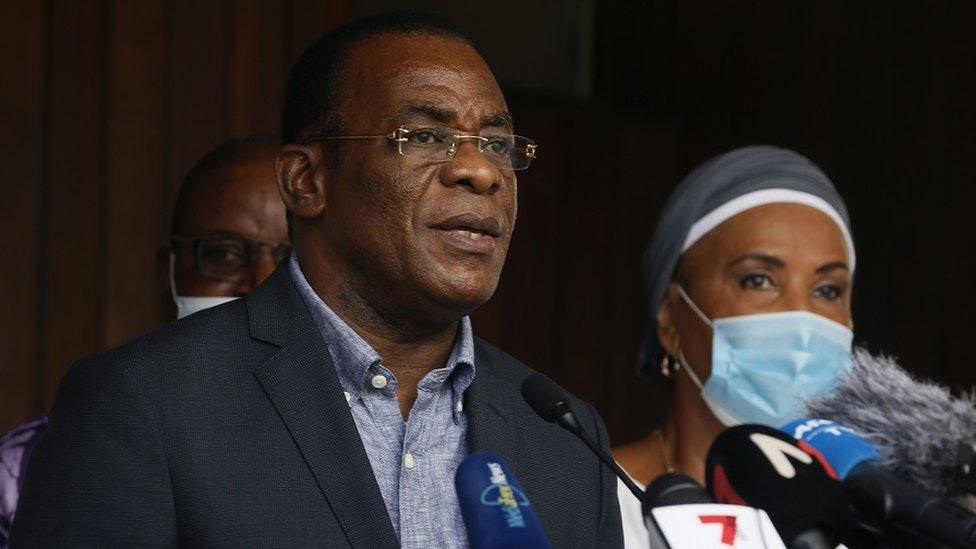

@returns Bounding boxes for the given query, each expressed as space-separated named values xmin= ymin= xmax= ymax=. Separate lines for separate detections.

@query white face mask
xmin=169 ymin=253 xmax=239 ymax=319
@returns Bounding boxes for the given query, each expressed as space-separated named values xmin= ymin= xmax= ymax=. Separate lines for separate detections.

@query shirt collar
xmin=288 ymin=254 xmax=476 ymax=408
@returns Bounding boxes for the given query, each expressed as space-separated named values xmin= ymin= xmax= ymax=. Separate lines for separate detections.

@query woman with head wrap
xmin=613 ymin=145 xmax=856 ymax=548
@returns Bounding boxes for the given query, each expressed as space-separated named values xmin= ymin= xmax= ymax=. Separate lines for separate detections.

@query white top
xmin=618 ymin=476 xmax=650 ymax=549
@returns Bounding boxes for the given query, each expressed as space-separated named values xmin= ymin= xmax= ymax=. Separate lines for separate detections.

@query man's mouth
xmin=429 ymin=213 xmax=502 ymax=254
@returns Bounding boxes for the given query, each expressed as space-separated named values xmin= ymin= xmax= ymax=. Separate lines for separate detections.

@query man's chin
xmin=424 ymin=274 xmax=499 ymax=318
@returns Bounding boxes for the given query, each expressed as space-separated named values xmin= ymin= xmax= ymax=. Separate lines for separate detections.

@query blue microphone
xmin=783 ymin=418 xmax=976 ymax=548
xmin=455 ymin=451 xmax=552 ymax=549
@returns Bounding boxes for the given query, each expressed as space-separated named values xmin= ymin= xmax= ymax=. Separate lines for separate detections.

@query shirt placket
xmin=356 ymin=363 xmax=405 ymax=537
xmin=398 ymin=374 xmax=449 ymax=547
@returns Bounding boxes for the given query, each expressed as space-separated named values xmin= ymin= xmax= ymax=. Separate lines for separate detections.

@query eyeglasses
xmin=306 ymin=124 xmax=538 ymax=171
xmin=172 ymin=235 xmax=292 ymax=281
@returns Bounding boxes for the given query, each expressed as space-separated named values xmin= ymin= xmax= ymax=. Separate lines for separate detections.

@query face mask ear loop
xmin=675 ymin=285 xmax=714 ymax=329
xmin=673 ymin=285 xmax=711 ymax=391
xmin=676 ymin=351 xmax=705 ymax=391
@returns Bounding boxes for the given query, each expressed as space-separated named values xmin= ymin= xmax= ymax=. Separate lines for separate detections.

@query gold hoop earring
xmin=660 ymin=354 xmax=679 ymax=379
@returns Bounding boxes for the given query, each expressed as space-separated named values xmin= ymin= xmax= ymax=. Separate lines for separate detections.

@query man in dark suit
xmin=12 ymin=12 xmax=622 ymax=548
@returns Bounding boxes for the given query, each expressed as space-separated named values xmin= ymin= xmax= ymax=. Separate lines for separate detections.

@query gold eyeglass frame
xmin=305 ymin=125 xmax=538 ymax=170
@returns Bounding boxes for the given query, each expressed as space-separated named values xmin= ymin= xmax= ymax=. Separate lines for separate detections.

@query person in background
xmin=613 ymin=146 xmax=856 ymax=548
xmin=169 ymin=134 xmax=291 ymax=318
xmin=0 ymin=134 xmax=290 ymax=547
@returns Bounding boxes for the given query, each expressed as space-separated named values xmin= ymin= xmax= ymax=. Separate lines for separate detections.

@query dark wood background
xmin=3 ymin=1 xmax=975 ymax=446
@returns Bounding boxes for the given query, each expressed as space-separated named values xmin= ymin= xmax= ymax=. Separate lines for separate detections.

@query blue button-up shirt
xmin=289 ymin=256 xmax=475 ymax=548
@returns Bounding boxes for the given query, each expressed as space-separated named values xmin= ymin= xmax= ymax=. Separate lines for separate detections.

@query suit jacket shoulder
xmin=13 ymin=267 xmax=397 ymax=548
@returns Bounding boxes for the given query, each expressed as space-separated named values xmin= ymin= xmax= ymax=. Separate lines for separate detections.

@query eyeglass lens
xmin=197 ymin=236 xmax=292 ymax=280
xmin=398 ymin=127 xmax=536 ymax=170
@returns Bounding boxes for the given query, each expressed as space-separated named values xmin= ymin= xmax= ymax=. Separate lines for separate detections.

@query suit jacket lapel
xmin=248 ymin=266 xmax=399 ymax=549
xmin=466 ymin=341 xmax=521 ymax=467
xmin=466 ymin=342 xmax=567 ymax=546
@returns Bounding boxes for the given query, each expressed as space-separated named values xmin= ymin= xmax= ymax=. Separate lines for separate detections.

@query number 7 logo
xmin=699 ymin=515 xmax=738 ymax=545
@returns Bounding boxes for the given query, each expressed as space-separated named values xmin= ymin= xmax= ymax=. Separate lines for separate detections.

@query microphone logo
xmin=698 ymin=515 xmax=738 ymax=545
xmin=479 ymin=461 xmax=531 ymax=528
xmin=749 ymin=433 xmax=813 ymax=478
xmin=788 ymin=418 xmax=847 ymax=440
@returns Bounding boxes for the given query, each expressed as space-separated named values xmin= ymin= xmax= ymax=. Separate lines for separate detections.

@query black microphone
xmin=644 ymin=472 xmax=714 ymax=508
xmin=784 ymin=418 xmax=976 ymax=548
xmin=705 ymin=424 xmax=851 ymax=549
xmin=519 ymin=373 xmax=644 ymax=500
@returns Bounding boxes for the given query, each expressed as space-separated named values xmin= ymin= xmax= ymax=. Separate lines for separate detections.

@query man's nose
xmin=234 ymin=251 xmax=279 ymax=295
xmin=439 ymin=141 xmax=501 ymax=194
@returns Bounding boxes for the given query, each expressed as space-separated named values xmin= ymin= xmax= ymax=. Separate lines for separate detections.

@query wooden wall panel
xmin=39 ymin=0 xmax=110 ymax=410
xmin=102 ymin=0 xmax=166 ymax=349
xmin=162 ymin=0 xmax=230 ymax=230
xmin=0 ymin=1 xmax=45 ymax=431
xmin=229 ymin=0 xmax=287 ymax=135
xmin=288 ymin=0 xmax=348 ymax=61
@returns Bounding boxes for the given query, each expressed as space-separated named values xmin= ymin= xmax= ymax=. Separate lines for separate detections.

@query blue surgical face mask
xmin=675 ymin=285 xmax=853 ymax=428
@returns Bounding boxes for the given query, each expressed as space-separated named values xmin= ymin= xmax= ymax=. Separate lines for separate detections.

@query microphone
xmin=784 ymin=418 xmax=976 ymax=548
xmin=705 ymin=424 xmax=851 ymax=549
xmin=455 ymin=451 xmax=552 ymax=549
xmin=643 ymin=473 xmax=786 ymax=549
xmin=520 ymin=373 xmax=645 ymax=500
xmin=644 ymin=472 xmax=713 ymax=509
xmin=805 ymin=349 xmax=976 ymax=500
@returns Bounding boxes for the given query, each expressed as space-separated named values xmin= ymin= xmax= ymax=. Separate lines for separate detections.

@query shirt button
xmin=456 ymin=400 xmax=463 ymax=413
xmin=404 ymin=452 xmax=415 ymax=469
xmin=343 ymin=391 xmax=351 ymax=404
xmin=371 ymin=374 xmax=388 ymax=389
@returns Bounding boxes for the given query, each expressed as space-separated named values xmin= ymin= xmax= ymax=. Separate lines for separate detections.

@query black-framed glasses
xmin=172 ymin=235 xmax=292 ymax=281
xmin=306 ymin=124 xmax=538 ymax=171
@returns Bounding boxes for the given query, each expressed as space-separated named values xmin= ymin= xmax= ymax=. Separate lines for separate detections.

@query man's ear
xmin=277 ymin=144 xmax=327 ymax=220
xmin=656 ymin=282 xmax=682 ymax=356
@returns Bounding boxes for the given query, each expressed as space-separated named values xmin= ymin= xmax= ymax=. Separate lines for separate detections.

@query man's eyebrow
xmin=482 ymin=112 xmax=514 ymax=131
xmin=727 ymin=253 xmax=786 ymax=269
xmin=393 ymin=104 xmax=514 ymax=131
xmin=396 ymin=104 xmax=454 ymax=123
xmin=815 ymin=261 xmax=850 ymax=274
xmin=204 ymin=229 xmax=246 ymax=240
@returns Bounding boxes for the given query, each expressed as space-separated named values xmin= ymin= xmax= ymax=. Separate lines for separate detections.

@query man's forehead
xmin=341 ymin=33 xmax=509 ymax=130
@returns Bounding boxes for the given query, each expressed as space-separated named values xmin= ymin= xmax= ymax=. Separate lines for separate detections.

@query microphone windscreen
xmin=705 ymin=424 xmax=851 ymax=545
xmin=455 ymin=451 xmax=552 ymax=549
xmin=805 ymin=349 xmax=976 ymax=498
xmin=520 ymin=374 xmax=568 ymax=423
xmin=785 ymin=418 xmax=976 ymax=547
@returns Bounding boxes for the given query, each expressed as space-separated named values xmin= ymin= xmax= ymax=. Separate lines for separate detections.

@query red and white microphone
xmin=643 ymin=472 xmax=785 ymax=549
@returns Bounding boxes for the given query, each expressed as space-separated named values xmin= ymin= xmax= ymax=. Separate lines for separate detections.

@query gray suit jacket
xmin=12 ymin=266 xmax=623 ymax=548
